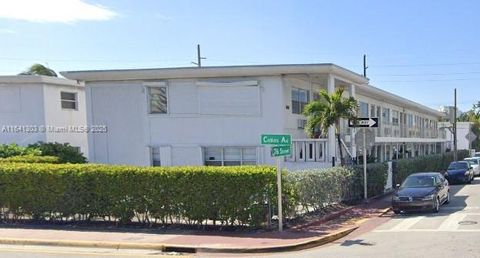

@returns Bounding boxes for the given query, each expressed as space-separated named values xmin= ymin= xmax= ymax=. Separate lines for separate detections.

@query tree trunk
xmin=336 ymin=133 xmax=344 ymax=166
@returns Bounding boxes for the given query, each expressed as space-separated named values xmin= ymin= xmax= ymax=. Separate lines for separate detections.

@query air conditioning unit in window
xmin=297 ymin=119 xmax=307 ymax=129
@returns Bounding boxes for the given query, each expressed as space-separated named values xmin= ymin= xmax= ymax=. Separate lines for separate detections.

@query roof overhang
xmin=357 ymin=84 xmax=445 ymax=118
xmin=60 ymin=63 xmax=369 ymax=84
xmin=0 ymin=75 xmax=83 ymax=87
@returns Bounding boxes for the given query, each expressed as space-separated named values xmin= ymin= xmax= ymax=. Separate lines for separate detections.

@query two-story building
xmin=0 ymin=75 xmax=88 ymax=156
xmin=61 ymin=64 xmax=447 ymax=169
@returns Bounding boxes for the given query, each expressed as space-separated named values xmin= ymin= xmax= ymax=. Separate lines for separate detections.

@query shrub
xmin=27 ymin=142 xmax=87 ymax=164
xmin=0 ymin=155 xmax=60 ymax=164
xmin=0 ymin=164 xmax=281 ymax=228
xmin=395 ymin=150 xmax=470 ymax=184
xmin=286 ymin=167 xmax=357 ymax=213
xmin=350 ymin=162 xmax=388 ymax=199
xmin=0 ymin=144 xmax=41 ymax=158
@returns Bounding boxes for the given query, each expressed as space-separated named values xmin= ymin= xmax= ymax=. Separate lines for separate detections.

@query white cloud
xmin=0 ymin=0 xmax=117 ymax=23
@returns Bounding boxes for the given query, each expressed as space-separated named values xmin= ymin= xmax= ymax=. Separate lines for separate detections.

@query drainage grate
xmin=458 ymin=220 xmax=478 ymax=225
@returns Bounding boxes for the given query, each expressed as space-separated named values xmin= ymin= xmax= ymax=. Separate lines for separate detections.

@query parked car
xmin=475 ymin=152 xmax=480 ymax=158
xmin=392 ymin=172 xmax=449 ymax=214
xmin=445 ymin=161 xmax=474 ymax=184
xmin=464 ymin=157 xmax=480 ymax=176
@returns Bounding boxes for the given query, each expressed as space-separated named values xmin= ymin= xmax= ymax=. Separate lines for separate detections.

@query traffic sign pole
xmin=276 ymin=158 xmax=283 ymax=232
xmin=363 ymin=128 xmax=367 ymax=201
xmin=260 ymin=134 xmax=291 ymax=232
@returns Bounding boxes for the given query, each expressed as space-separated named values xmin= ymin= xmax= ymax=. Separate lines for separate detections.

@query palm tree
xmin=19 ymin=63 xmax=57 ymax=77
xmin=303 ymin=88 xmax=358 ymax=165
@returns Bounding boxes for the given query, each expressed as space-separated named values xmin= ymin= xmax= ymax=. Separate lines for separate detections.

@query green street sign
xmin=271 ymin=145 xmax=291 ymax=157
xmin=261 ymin=134 xmax=291 ymax=145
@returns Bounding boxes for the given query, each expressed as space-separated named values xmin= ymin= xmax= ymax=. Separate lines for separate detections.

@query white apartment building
xmin=0 ymin=75 xmax=88 ymax=156
xmin=61 ymin=64 xmax=447 ymax=169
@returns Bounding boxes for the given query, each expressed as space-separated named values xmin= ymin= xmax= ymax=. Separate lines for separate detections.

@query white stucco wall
xmin=86 ymin=76 xmax=286 ymax=166
xmin=43 ymin=84 xmax=88 ymax=157
xmin=0 ymin=83 xmax=46 ymax=145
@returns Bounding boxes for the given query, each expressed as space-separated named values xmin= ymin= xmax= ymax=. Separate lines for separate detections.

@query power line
xmin=370 ymin=71 xmax=480 ymax=77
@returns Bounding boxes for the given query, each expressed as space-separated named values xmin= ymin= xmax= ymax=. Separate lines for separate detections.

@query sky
xmin=0 ymin=0 xmax=479 ymax=111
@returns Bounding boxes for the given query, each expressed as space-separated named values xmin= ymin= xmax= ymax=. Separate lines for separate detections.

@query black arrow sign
xmin=348 ymin=118 xmax=378 ymax=128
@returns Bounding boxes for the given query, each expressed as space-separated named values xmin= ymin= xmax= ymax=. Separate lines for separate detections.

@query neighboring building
xmin=61 ymin=64 xmax=447 ymax=169
xmin=439 ymin=121 xmax=474 ymax=151
xmin=0 ymin=75 xmax=88 ymax=156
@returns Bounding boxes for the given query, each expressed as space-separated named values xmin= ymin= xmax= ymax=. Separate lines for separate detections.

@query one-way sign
xmin=348 ymin=117 xmax=378 ymax=128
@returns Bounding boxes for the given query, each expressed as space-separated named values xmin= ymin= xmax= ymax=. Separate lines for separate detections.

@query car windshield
xmin=465 ymin=159 xmax=478 ymax=165
xmin=401 ymin=175 xmax=436 ymax=188
xmin=448 ymin=162 xmax=468 ymax=170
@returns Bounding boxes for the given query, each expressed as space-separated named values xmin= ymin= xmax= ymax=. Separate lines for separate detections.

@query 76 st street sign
xmin=348 ymin=117 xmax=378 ymax=128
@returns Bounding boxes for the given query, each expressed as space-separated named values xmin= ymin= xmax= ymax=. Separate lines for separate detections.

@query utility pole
xmin=191 ymin=44 xmax=206 ymax=67
xmin=454 ymin=88 xmax=458 ymax=161
xmin=363 ymin=54 xmax=368 ymax=77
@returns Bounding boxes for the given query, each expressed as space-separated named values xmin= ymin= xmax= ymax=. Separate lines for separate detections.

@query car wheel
xmin=445 ymin=191 xmax=450 ymax=204
xmin=433 ymin=197 xmax=440 ymax=213
xmin=393 ymin=209 xmax=401 ymax=215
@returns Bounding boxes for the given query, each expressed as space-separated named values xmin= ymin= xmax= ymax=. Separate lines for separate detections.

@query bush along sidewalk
xmin=0 ymin=163 xmax=283 ymax=228
xmin=394 ymin=150 xmax=469 ymax=184
xmin=0 ymin=155 xmax=60 ymax=164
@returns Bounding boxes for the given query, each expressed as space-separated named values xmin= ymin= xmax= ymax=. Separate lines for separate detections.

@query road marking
xmin=437 ymin=213 xmax=467 ymax=231
xmin=388 ymin=216 xmax=425 ymax=231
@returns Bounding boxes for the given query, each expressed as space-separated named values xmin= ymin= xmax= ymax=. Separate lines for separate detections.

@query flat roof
xmin=0 ymin=75 xmax=83 ymax=87
xmin=60 ymin=63 xmax=369 ymax=84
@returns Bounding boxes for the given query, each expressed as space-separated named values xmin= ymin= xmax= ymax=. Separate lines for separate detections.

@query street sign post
xmin=261 ymin=134 xmax=292 ymax=232
xmin=348 ymin=118 xmax=378 ymax=128
xmin=349 ymin=118 xmax=378 ymax=201
xmin=261 ymin=134 xmax=291 ymax=145
xmin=271 ymin=145 xmax=291 ymax=157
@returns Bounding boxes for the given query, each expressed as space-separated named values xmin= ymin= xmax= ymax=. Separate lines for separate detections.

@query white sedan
xmin=464 ymin=157 xmax=480 ymax=176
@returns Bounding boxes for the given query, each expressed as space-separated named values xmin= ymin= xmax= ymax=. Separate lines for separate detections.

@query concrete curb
xmin=0 ymin=226 xmax=358 ymax=254
xmin=0 ymin=238 xmax=165 ymax=251
xmin=195 ymin=226 xmax=359 ymax=253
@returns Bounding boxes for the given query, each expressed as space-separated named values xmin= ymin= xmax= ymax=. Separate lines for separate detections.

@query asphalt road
xmin=241 ymin=177 xmax=480 ymax=258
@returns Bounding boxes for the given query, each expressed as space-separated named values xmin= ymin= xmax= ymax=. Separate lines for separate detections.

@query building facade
xmin=0 ymin=75 xmax=88 ymax=156
xmin=62 ymin=64 xmax=448 ymax=169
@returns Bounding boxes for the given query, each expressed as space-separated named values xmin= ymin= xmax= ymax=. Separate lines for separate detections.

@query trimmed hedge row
xmin=395 ymin=150 xmax=470 ymax=184
xmin=286 ymin=167 xmax=355 ymax=213
xmin=350 ymin=162 xmax=389 ymax=199
xmin=0 ymin=155 xmax=60 ymax=164
xmin=0 ymin=163 xmax=278 ymax=227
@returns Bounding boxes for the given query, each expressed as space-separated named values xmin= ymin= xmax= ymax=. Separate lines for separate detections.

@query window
xmin=392 ymin=110 xmax=399 ymax=126
xmin=291 ymin=88 xmax=309 ymax=114
xmin=61 ymin=92 xmax=77 ymax=110
xmin=370 ymin=104 xmax=376 ymax=118
xmin=382 ymin=108 xmax=390 ymax=124
xmin=148 ymin=86 xmax=167 ymax=114
xmin=359 ymin=101 xmax=369 ymax=117
xmin=407 ymin=114 xmax=413 ymax=128
xmin=204 ymin=147 xmax=257 ymax=166
xmin=151 ymin=147 xmax=161 ymax=166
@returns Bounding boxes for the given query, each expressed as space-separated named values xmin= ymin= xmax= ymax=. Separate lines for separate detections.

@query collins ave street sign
xmin=348 ymin=118 xmax=378 ymax=128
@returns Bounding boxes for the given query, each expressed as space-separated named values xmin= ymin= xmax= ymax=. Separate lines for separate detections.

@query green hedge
xmin=395 ymin=150 xmax=470 ymax=184
xmin=286 ymin=167 xmax=356 ymax=213
xmin=0 ymin=144 xmax=41 ymax=158
xmin=0 ymin=155 xmax=60 ymax=164
xmin=0 ymin=164 xmax=279 ymax=227
xmin=351 ymin=162 xmax=389 ymax=199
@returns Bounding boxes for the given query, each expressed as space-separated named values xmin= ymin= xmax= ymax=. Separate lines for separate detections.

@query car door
xmin=436 ymin=175 xmax=446 ymax=201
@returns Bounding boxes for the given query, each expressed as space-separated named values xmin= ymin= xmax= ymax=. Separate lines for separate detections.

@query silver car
xmin=464 ymin=157 xmax=480 ymax=176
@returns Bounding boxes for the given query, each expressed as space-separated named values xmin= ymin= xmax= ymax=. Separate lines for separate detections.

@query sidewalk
xmin=0 ymin=194 xmax=392 ymax=253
